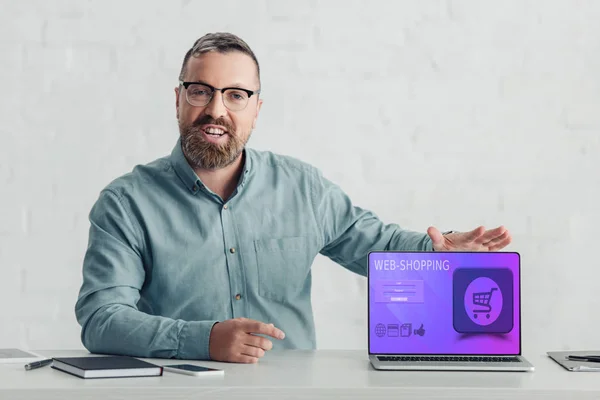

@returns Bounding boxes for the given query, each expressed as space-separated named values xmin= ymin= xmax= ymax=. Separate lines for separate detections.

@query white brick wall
xmin=1 ymin=0 xmax=599 ymax=355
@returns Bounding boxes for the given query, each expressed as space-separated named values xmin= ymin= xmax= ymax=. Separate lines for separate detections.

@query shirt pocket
xmin=254 ymin=236 xmax=310 ymax=303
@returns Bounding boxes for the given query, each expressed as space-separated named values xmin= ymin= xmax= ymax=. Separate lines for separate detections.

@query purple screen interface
xmin=369 ymin=252 xmax=520 ymax=355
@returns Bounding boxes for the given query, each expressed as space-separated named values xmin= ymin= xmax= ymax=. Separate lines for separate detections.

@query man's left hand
xmin=427 ymin=226 xmax=512 ymax=251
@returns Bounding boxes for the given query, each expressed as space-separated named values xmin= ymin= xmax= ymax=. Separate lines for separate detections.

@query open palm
xmin=427 ymin=226 xmax=512 ymax=252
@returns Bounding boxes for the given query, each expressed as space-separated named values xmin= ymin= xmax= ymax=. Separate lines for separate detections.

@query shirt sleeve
xmin=311 ymin=169 xmax=433 ymax=277
xmin=74 ymin=189 xmax=218 ymax=360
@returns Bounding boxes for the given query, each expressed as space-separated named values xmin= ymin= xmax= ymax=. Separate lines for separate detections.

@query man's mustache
xmin=192 ymin=116 xmax=235 ymax=133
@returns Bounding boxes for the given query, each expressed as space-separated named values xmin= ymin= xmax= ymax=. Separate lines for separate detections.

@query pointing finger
xmin=244 ymin=320 xmax=285 ymax=340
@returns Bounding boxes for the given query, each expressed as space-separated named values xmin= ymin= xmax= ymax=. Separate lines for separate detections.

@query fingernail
xmin=279 ymin=331 xmax=285 ymax=339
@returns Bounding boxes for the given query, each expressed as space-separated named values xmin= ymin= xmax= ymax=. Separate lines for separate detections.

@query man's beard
xmin=179 ymin=115 xmax=249 ymax=170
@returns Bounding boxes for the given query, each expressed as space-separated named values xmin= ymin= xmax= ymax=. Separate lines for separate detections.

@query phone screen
xmin=166 ymin=364 xmax=220 ymax=372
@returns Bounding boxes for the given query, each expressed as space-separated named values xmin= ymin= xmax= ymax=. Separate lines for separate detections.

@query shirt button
xmin=223 ymin=204 xmax=228 ymax=209
xmin=229 ymin=247 xmax=236 ymax=254
xmin=192 ymin=185 xmax=198 ymax=191
xmin=235 ymin=294 xmax=242 ymax=300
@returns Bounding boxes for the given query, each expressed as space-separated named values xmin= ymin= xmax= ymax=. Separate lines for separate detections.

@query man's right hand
xmin=208 ymin=317 xmax=285 ymax=363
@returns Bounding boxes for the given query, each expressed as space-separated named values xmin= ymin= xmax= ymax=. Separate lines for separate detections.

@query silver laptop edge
xmin=369 ymin=355 xmax=534 ymax=372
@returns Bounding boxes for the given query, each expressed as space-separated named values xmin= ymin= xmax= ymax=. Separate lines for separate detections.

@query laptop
xmin=368 ymin=251 xmax=534 ymax=371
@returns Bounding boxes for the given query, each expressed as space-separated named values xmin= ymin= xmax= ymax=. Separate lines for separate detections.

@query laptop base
xmin=369 ymin=355 xmax=535 ymax=372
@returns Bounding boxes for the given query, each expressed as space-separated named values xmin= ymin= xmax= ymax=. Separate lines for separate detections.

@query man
xmin=75 ymin=32 xmax=512 ymax=364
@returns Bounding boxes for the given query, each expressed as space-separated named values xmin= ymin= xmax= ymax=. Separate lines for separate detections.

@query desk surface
xmin=1 ymin=350 xmax=599 ymax=400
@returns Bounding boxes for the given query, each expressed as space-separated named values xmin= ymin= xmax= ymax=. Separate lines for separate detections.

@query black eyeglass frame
xmin=179 ymin=80 xmax=260 ymax=102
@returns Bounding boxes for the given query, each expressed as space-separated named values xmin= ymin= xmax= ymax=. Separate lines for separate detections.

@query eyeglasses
xmin=179 ymin=80 xmax=260 ymax=111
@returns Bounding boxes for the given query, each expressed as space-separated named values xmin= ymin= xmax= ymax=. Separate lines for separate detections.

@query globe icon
xmin=375 ymin=323 xmax=386 ymax=337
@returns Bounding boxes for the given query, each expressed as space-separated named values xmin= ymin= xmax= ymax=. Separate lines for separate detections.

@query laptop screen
xmin=368 ymin=251 xmax=520 ymax=355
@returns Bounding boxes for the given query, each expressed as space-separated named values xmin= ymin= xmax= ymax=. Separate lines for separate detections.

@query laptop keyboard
xmin=377 ymin=356 xmax=520 ymax=363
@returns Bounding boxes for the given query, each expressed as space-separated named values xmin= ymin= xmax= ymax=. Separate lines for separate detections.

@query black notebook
xmin=51 ymin=356 xmax=163 ymax=379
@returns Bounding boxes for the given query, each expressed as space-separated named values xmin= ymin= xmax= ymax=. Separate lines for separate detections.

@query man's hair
xmin=178 ymin=32 xmax=260 ymax=87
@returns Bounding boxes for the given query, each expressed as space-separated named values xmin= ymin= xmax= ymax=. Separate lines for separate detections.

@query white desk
xmin=0 ymin=350 xmax=598 ymax=399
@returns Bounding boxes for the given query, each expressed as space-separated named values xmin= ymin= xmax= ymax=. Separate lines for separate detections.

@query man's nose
xmin=204 ymin=91 xmax=227 ymax=120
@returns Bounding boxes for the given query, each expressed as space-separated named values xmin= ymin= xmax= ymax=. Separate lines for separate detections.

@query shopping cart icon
xmin=472 ymin=287 xmax=498 ymax=319
xmin=454 ymin=269 xmax=513 ymax=333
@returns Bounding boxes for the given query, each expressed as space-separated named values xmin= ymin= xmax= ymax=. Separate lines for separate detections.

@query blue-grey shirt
xmin=75 ymin=139 xmax=433 ymax=360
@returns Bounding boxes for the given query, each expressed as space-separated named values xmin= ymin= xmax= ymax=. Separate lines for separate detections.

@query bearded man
xmin=75 ymin=32 xmax=512 ymax=364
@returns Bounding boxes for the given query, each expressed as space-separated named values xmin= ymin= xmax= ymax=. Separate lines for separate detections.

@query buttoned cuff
xmin=177 ymin=320 xmax=219 ymax=360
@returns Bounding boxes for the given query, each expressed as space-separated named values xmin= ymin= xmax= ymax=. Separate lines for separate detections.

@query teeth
xmin=205 ymin=127 xmax=225 ymax=135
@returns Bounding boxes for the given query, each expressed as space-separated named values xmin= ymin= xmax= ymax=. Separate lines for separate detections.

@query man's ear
xmin=252 ymin=98 xmax=263 ymax=129
xmin=174 ymin=86 xmax=180 ymax=119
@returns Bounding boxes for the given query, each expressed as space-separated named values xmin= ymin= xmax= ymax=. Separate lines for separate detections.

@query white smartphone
xmin=163 ymin=364 xmax=224 ymax=377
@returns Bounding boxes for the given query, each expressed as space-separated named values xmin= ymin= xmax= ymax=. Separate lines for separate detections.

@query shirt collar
xmin=170 ymin=137 xmax=252 ymax=195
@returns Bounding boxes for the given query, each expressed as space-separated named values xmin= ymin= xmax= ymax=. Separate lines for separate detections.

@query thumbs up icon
xmin=414 ymin=324 xmax=426 ymax=337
